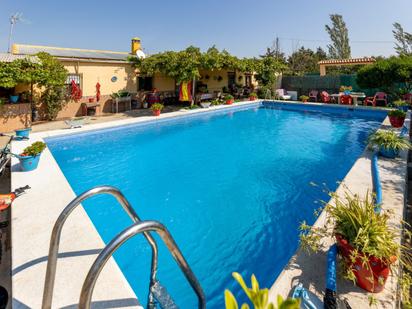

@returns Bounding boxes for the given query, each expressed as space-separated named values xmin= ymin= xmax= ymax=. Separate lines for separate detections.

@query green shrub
xmin=22 ymin=141 xmax=47 ymax=156
xmin=250 ymin=92 xmax=258 ymax=98
xmin=393 ymin=99 xmax=408 ymax=107
xmin=299 ymin=95 xmax=309 ymax=101
xmin=224 ymin=94 xmax=234 ymax=101
xmin=211 ymin=99 xmax=221 ymax=106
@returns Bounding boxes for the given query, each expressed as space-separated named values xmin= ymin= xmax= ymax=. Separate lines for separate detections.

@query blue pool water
xmin=46 ymin=104 xmax=384 ymax=308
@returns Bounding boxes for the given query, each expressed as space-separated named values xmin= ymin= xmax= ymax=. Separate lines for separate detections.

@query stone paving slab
xmin=269 ymin=117 xmax=408 ymax=308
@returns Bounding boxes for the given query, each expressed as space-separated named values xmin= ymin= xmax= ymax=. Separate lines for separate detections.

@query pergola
xmin=318 ymin=57 xmax=376 ymax=76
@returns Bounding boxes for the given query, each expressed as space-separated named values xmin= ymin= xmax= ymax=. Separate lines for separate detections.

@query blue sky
xmin=1 ymin=0 xmax=411 ymax=58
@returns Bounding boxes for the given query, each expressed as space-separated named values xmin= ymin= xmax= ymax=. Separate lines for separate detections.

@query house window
xmin=66 ymin=74 xmax=82 ymax=89
xmin=138 ymin=77 xmax=153 ymax=91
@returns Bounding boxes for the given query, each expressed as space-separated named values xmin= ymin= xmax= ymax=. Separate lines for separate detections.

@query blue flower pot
xmin=10 ymin=95 xmax=19 ymax=103
xmin=15 ymin=128 xmax=31 ymax=138
xmin=18 ymin=154 xmax=41 ymax=171
xmin=379 ymin=147 xmax=398 ymax=159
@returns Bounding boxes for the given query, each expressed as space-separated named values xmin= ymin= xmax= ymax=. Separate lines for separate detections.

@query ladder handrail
xmin=78 ymin=220 xmax=206 ymax=309
xmin=41 ymin=186 xmax=159 ymax=309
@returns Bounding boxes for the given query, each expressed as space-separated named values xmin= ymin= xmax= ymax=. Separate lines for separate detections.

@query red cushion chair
xmin=340 ymin=95 xmax=353 ymax=105
xmin=320 ymin=91 xmax=331 ymax=103
xmin=403 ymin=93 xmax=412 ymax=104
xmin=364 ymin=92 xmax=388 ymax=107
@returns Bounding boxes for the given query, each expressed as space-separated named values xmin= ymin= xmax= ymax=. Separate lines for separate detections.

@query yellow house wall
xmin=150 ymin=70 xmax=259 ymax=93
xmin=61 ymin=61 xmax=137 ymax=97
xmin=152 ymin=73 xmax=175 ymax=91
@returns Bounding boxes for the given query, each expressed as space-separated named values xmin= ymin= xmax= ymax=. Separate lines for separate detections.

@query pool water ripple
xmin=46 ymin=106 xmax=383 ymax=308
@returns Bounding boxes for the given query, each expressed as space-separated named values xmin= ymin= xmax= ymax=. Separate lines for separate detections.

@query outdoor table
xmin=112 ymin=96 xmax=132 ymax=113
xmin=330 ymin=92 xmax=366 ymax=106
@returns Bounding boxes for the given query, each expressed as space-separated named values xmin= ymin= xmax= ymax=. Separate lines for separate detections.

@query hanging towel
xmin=179 ymin=81 xmax=192 ymax=101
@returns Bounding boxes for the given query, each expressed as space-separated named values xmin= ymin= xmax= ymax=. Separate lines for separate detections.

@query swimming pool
xmin=46 ymin=102 xmax=386 ymax=308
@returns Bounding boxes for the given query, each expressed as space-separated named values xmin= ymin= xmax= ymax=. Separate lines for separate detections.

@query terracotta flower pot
xmin=226 ymin=99 xmax=234 ymax=105
xmin=336 ymin=234 xmax=393 ymax=293
xmin=152 ymin=109 xmax=161 ymax=116
xmin=303 ymin=99 xmax=308 ymax=103
xmin=388 ymin=115 xmax=405 ymax=128
xmin=249 ymin=96 xmax=257 ymax=101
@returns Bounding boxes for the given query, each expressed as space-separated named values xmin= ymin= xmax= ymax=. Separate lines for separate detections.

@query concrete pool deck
xmin=10 ymin=101 xmax=259 ymax=308
xmin=10 ymin=100 xmax=403 ymax=308
xmin=269 ymin=116 xmax=409 ymax=308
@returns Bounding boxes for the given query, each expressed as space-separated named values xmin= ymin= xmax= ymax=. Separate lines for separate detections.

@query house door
xmin=227 ymin=72 xmax=236 ymax=90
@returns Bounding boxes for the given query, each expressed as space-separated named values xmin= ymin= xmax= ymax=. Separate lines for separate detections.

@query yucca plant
xmin=300 ymin=191 xmax=399 ymax=261
xmin=299 ymin=189 xmax=404 ymax=292
xmin=367 ymin=130 xmax=410 ymax=152
xmin=387 ymin=109 xmax=406 ymax=117
xmin=224 ymin=272 xmax=300 ymax=309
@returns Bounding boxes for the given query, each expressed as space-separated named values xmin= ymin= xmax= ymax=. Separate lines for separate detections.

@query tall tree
xmin=287 ymin=46 xmax=327 ymax=76
xmin=325 ymin=14 xmax=351 ymax=59
xmin=393 ymin=22 xmax=412 ymax=56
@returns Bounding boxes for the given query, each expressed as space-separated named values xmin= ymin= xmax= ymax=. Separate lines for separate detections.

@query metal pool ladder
xmin=41 ymin=186 xmax=205 ymax=309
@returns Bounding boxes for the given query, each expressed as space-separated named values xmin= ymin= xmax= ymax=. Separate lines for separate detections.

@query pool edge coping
xmin=268 ymin=113 xmax=409 ymax=308
xmin=11 ymin=100 xmax=395 ymax=308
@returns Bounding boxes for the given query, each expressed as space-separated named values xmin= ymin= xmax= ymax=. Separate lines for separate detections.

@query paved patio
xmin=29 ymin=106 xmax=184 ymax=133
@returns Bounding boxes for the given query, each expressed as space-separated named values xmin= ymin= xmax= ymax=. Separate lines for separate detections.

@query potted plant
xmin=225 ymin=272 xmax=300 ymax=309
xmin=299 ymin=95 xmax=309 ymax=103
xmin=10 ymin=94 xmax=19 ymax=103
xmin=249 ymin=92 xmax=258 ymax=101
xmin=300 ymin=191 xmax=401 ymax=293
xmin=393 ymin=99 xmax=409 ymax=112
xmin=387 ymin=109 xmax=406 ymax=128
xmin=151 ymin=103 xmax=164 ymax=116
xmin=15 ymin=127 xmax=32 ymax=139
xmin=225 ymin=95 xmax=234 ymax=105
xmin=18 ymin=141 xmax=47 ymax=172
xmin=339 ymin=85 xmax=353 ymax=95
xmin=367 ymin=129 xmax=410 ymax=158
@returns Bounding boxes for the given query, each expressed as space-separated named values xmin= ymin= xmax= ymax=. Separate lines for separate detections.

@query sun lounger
xmin=64 ymin=117 xmax=88 ymax=129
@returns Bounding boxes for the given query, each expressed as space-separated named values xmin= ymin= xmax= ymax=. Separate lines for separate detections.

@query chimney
xmin=131 ymin=37 xmax=141 ymax=54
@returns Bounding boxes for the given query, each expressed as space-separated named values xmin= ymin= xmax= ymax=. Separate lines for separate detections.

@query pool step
xmin=41 ymin=186 xmax=205 ymax=309
xmin=152 ymin=280 xmax=178 ymax=309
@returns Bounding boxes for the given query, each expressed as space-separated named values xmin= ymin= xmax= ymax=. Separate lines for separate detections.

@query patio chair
xmin=364 ymin=92 xmax=388 ymax=107
xmin=340 ymin=95 xmax=353 ymax=105
xmin=309 ymin=90 xmax=318 ymax=102
xmin=64 ymin=117 xmax=88 ymax=129
xmin=320 ymin=91 xmax=331 ymax=103
xmin=275 ymin=89 xmax=291 ymax=100
xmin=402 ymin=93 xmax=412 ymax=104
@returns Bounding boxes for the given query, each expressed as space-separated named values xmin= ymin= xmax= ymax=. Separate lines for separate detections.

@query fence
xmin=281 ymin=74 xmax=377 ymax=97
